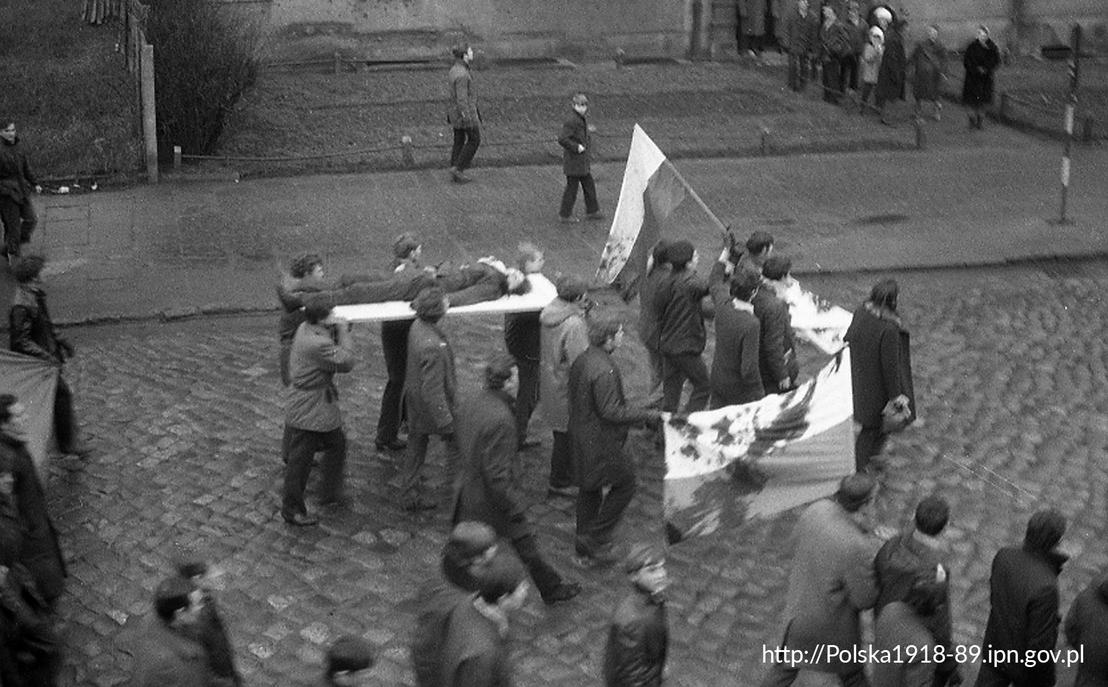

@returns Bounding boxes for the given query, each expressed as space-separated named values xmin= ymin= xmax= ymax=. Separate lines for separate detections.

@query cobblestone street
xmin=49 ymin=260 xmax=1108 ymax=686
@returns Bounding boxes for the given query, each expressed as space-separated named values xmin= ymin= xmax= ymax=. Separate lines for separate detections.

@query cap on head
xmin=835 ymin=473 xmax=876 ymax=512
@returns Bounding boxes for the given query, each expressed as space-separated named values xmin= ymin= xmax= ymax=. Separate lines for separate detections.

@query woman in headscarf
xmin=962 ymin=25 xmax=1001 ymax=130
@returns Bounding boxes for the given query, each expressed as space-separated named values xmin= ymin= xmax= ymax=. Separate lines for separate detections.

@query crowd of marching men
xmin=3 ymin=232 xmax=1107 ymax=686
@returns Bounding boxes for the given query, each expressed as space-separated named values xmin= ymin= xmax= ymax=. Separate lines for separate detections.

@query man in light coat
xmin=538 ymin=274 xmax=591 ymax=498
xmin=761 ymin=473 xmax=881 ymax=687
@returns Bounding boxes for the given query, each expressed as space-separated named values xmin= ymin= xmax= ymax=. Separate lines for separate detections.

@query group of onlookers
xmin=781 ymin=1 xmax=1002 ymax=128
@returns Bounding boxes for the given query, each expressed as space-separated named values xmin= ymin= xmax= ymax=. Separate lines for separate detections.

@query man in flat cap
xmin=761 ymin=473 xmax=882 ymax=687
xmin=603 ymin=543 xmax=670 ymax=686
xmin=323 ymin=635 xmax=375 ymax=686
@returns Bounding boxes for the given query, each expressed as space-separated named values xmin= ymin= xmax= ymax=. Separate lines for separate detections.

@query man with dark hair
xmin=502 ymin=243 xmax=545 ymax=449
xmin=438 ymin=552 xmax=528 ymax=687
xmin=557 ymin=93 xmax=603 ymax=223
xmin=568 ymin=314 xmax=660 ymax=565
xmin=447 ymin=43 xmax=480 ymax=183
xmin=173 ymin=551 xmax=241 ymax=686
xmin=133 ymin=577 xmax=212 ymax=686
xmin=375 ymin=234 xmax=424 ymax=452
xmin=402 ymin=287 xmax=460 ymax=511
xmin=761 ymin=473 xmax=881 ymax=687
xmin=0 ymin=120 xmax=41 ymax=262
xmin=873 ymin=578 xmax=949 ymax=687
xmin=9 ymin=255 xmax=88 ymax=457
xmin=0 ymin=395 xmax=67 ymax=607
xmin=603 ymin=543 xmax=669 ymax=687
xmin=755 ymin=255 xmax=799 ymax=395
xmin=708 ymin=248 xmax=764 ymax=408
xmin=637 ymin=240 xmax=671 ymax=408
xmin=976 ymin=509 xmax=1068 ymax=687
xmin=277 ymin=253 xmax=326 ymax=387
xmin=322 ymin=635 xmax=375 ymax=686
xmin=735 ymin=230 xmax=775 ymax=279
xmin=281 ymin=297 xmax=355 ymax=526
xmin=453 ymin=355 xmax=581 ymax=606
xmin=539 ymin=273 xmax=591 ymax=498
xmin=875 ymin=495 xmax=959 ymax=686
xmin=654 ymin=240 xmax=711 ymax=414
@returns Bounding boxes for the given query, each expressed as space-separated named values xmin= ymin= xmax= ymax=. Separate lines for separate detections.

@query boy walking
xmin=557 ymin=94 xmax=603 ymax=224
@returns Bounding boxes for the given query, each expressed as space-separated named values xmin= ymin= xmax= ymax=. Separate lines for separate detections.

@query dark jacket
xmin=438 ymin=599 xmax=512 ymax=687
xmin=637 ymin=265 xmax=670 ymax=353
xmin=0 ymin=137 xmax=37 ymax=204
xmin=909 ymin=38 xmax=945 ymax=102
xmin=0 ymin=435 xmax=66 ymax=605
xmin=405 ymin=318 xmax=457 ymax=435
xmin=558 ymin=111 xmax=591 ymax=177
xmin=567 ymin=346 xmax=653 ymax=491
xmin=843 ymin=302 xmax=914 ymax=430
xmin=10 ymin=285 xmax=66 ymax=364
xmin=871 ymin=601 xmax=935 ymax=687
xmin=132 ymin=616 xmax=213 ymax=687
xmin=503 ymin=312 xmax=540 ymax=363
xmin=982 ymin=544 xmax=1066 ymax=686
xmin=1064 ymin=577 xmax=1108 ymax=687
xmin=875 ymin=27 xmax=907 ymax=104
xmin=707 ymin=262 xmax=763 ymax=408
xmin=962 ymin=37 xmax=1000 ymax=107
xmin=452 ymin=389 xmax=530 ymax=540
xmin=603 ymin=589 xmax=668 ymax=687
xmin=752 ymin=286 xmax=797 ymax=394
xmin=655 ymin=268 xmax=709 ymax=357
xmin=447 ymin=60 xmax=479 ymax=130
xmin=782 ymin=7 xmax=817 ymax=55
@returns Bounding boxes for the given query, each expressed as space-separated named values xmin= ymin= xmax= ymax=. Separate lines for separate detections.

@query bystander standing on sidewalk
xmin=910 ymin=25 xmax=946 ymax=121
xmin=962 ymin=26 xmax=1000 ymax=131
xmin=557 ymin=94 xmax=604 ymax=224
xmin=858 ymin=26 xmax=885 ymax=115
xmin=782 ymin=0 xmax=817 ymax=92
xmin=819 ymin=5 xmax=853 ymax=105
xmin=447 ymin=44 xmax=481 ymax=184
xmin=841 ymin=2 xmax=867 ymax=98
xmin=0 ymin=121 xmax=40 ymax=264
xmin=875 ymin=17 xmax=907 ymax=125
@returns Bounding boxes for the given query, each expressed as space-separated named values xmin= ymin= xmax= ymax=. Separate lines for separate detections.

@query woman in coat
xmin=843 ymin=279 xmax=914 ymax=472
xmin=909 ymin=25 xmax=945 ymax=120
xmin=874 ymin=18 xmax=907 ymax=124
xmin=962 ymin=25 xmax=1000 ymax=130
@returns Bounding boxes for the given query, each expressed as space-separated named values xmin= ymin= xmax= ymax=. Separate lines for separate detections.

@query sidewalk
xmin=13 ymin=112 xmax=1108 ymax=326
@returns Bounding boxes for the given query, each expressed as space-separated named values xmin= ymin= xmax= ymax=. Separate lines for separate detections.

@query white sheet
xmin=333 ymin=273 xmax=557 ymax=323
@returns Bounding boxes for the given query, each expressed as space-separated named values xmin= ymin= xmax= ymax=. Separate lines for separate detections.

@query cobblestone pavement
xmin=49 ymin=260 xmax=1108 ymax=686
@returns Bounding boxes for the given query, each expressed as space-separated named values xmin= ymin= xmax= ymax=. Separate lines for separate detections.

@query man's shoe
xmin=375 ymin=438 xmax=408 ymax=451
xmin=541 ymin=581 xmax=582 ymax=606
xmin=585 ymin=212 xmax=606 ymax=221
xmin=546 ymin=485 xmax=576 ymax=499
xmin=451 ymin=169 xmax=472 ymax=184
xmin=283 ymin=513 xmax=319 ymax=527
xmin=559 ymin=215 xmax=580 ymax=224
xmin=402 ymin=497 xmax=437 ymax=512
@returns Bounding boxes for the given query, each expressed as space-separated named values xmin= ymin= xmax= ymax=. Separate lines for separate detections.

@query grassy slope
xmin=0 ymin=0 xmax=141 ymax=179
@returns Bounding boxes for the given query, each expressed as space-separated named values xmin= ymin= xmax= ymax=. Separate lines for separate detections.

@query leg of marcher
xmin=441 ymin=432 xmax=463 ymax=490
xmin=661 ymin=356 xmax=687 ymax=413
xmin=589 ymin=461 xmax=636 ymax=547
xmin=514 ymin=358 xmax=539 ymax=445
xmin=401 ymin=432 xmax=432 ymax=509
xmin=455 ymin=127 xmax=481 ymax=172
xmin=676 ymin=354 xmax=711 ymax=413
xmin=854 ymin=425 xmax=888 ymax=472
xmin=511 ymin=531 xmax=563 ymax=598
xmin=18 ymin=200 xmax=36 ymax=245
xmin=317 ymin=427 xmax=346 ymax=505
xmin=560 ymin=176 xmax=580 ymax=219
xmin=53 ymin=376 xmax=79 ymax=455
xmin=375 ymin=322 xmax=408 ymax=448
xmin=575 ymin=487 xmax=603 ymax=553
xmin=281 ymin=426 xmax=317 ymax=520
xmin=549 ymin=430 xmax=575 ymax=491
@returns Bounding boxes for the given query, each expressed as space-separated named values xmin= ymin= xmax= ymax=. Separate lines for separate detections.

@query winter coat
xmin=909 ymin=38 xmax=945 ymax=102
xmin=752 ymin=286 xmax=797 ymax=394
xmin=962 ymin=37 xmax=1000 ymax=107
xmin=655 ymin=269 xmax=709 ymax=357
xmin=0 ymin=434 xmax=66 ymax=605
xmin=10 ymin=285 xmax=66 ymax=365
xmin=1064 ymin=576 xmax=1108 ymax=687
xmin=875 ymin=28 xmax=906 ymax=104
xmin=637 ymin=265 xmax=670 ymax=353
xmin=739 ymin=0 xmax=768 ymax=38
xmin=871 ymin=601 xmax=935 ymax=687
xmin=843 ymin=302 xmax=914 ymax=430
xmin=538 ymin=298 xmax=589 ymax=432
xmin=504 ymin=311 xmax=540 ymax=363
xmin=981 ymin=544 xmax=1066 ymax=687
xmin=558 ymin=111 xmax=591 ymax=177
xmin=779 ymin=498 xmax=880 ymax=674
xmin=782 ymin=7 xmax=817 ymax=55
xmin=133 ymin=616 xmax=214 ymax=687
xmin=0 ymin=137 xmax=37 ymax=204
xmin=567 ymin=346 xmax=653 ymax=491
xmin=438 ymin=599 xmax=512 ymax=687
xmin=819 ymin=19 xmax=854 ymax=61
xmin=603 ymin=589 xmax=668 ymax=687
xmin=447 ymin=60 xmax=480 ymax=130
xmin=861 ymin=41 xmax=884 ymax=84
xmin=707 ymin=262 xmax=763 ymax=407
xmin=452 ymin=389 xmax=530 ymax=541
xmin=405 ymin=318 xmax=457 ymax=435
xmin=286 ymin=321 xmax=356 ymax=432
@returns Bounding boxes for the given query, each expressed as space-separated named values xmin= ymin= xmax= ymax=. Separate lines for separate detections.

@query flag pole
xmin=663 ymin=160 xmax=730 ymax=235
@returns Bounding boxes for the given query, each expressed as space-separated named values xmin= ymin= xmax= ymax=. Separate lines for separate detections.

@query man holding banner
xmin=655 ymin=241 xmax=711 ymax=414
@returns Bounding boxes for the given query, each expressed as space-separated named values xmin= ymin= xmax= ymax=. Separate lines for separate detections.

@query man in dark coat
xmin=1064 ymin=571 xmax=1108 ymax=687
xmin=132 ymin=577 xmax=217 ymax=687
xmin=0 ymin=395 xmax=66 ymax=607
xmin=707 ymin=253 xmax=763 ymax=409
xmin=781 ymin=0 xmax=817 ymax=91
xmin=452 ymin=356 xmax=580 ymax=605
xmin=375 ymin=233 xmax=423 ymax=452
xmin=637 ymin=241 xmax=671 ymax=407
xmin=603 ymin=544 xmax=669 ymax=687
xmin=557 ymin=93 xmax=603 ymax=223
xmin=438 ymin=551 xmax=528 ymax=687
xmin=874 ymin=18 xmax=907 ymax=124
xmin=402 ymin=287 xmax=461 ymax=512
xmin=872 ymin=579 xmax=947 ymax=687
xmin=447 ymin=43 xmax=480 ymax=183
xmin=754 ymin=256 xmax=798 ymax=395
xmin=818 ymin=5 xmax=854 ymax=104
xmin=976 ymin=509 xmax=1068 ymax=687
xmin=843 ymin=278 xmax=914 ymax=472
xmin=10 ymin=255 xmax=88 ymax=457
xmin=961 ymin=26 xmax=1000 ymax=130
xmin=568 ymin=315 xmax=660 ymax=565
xmin=874 ymin=495 xmax=959 ymax=686
xmin=174 ymin=554 xmax=241 ymax=686
xmin=654 ymin=241 xmax=711 ymax=414
xmin=0 ymin=121 xmax=40 ymax=261
xmin=502 ymin=243 xmax=544 ymax=449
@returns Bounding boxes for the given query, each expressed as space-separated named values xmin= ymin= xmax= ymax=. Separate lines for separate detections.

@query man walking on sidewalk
xmin=0 ymin=120 xmax=41 ymax=263
xmin=447 ymin=43 xmax=481 ymax=184
xmin=557 ymin=93 xmax=604 ymax=224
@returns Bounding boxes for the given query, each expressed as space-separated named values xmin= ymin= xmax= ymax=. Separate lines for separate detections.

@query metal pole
xmin=1057 ymin=25 xmax=1080 ymax=224
xmin=141 ymin=43 xmax=159 ymax=183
